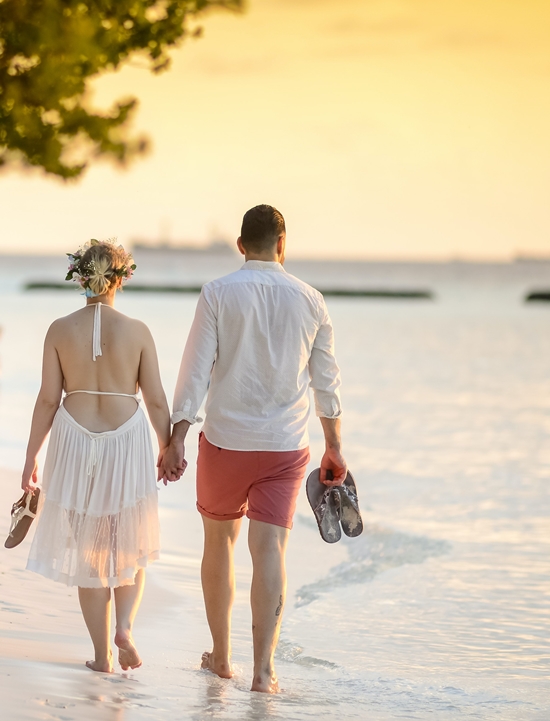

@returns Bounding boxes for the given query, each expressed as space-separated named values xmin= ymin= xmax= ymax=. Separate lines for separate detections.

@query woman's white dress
xmin=26 ymin=303 xmax=160 ymax=588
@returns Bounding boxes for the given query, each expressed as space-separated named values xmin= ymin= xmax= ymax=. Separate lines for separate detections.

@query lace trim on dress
xmin=27 ymin=491 xmax=159 ymax=588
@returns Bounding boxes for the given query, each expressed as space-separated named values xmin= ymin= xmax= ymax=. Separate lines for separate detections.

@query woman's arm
xmin=22 ymin=325 xmax=64 ymax=493
xmin=137 ymin=325 xmax=171 ymax=478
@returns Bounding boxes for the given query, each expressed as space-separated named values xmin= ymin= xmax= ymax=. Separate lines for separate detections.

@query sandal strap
xmin=8 ymin=495 xmax=37 ymax=536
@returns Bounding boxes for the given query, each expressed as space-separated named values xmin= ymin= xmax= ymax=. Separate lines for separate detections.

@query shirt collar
xmin=240 ymin=260 xmax=286 ymax=273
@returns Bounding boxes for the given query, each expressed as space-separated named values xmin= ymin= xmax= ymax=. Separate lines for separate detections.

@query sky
xmin=1 ymin=0 xmax=549 ymax=259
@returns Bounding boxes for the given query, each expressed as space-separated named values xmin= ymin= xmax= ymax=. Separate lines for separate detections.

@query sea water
xmin=0 ymin=254 xmax=548 ymax=720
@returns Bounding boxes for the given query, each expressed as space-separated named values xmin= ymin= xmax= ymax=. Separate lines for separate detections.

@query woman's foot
xmin=201 ymin=650 xmax=233 ymax=679
xmin=114 ymin=630 xmax=142 ymax=671
xmin=85 ymin=653 xmax=113 ymax=673
xmin=251 ymin=668 xmax=280 ymax=694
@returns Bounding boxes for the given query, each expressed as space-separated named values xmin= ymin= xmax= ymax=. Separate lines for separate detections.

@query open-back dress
xmin=27 ymin=303 xmax=160 ymax=588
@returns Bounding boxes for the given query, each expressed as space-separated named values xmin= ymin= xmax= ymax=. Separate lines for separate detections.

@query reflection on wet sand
xmin=246 ymin=692 xmax=280 ymax=721
xmin=193 ymin=674 xmax=228 ymax=719
xmin=192 ymin=669 xmax=282 ymax=721
xmin=66 ymin=667 xmax=152 ymax=719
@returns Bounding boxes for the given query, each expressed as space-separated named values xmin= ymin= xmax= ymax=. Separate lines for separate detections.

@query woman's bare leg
xmin=113 ymin=569 xmax=145 ymax=670
xmin=200 ymin=516 xmax=242 ymax=678
xmin=78 ymin=586 xmax=113 ymax=672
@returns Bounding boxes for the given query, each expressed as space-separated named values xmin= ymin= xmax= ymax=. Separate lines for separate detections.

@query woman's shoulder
xmin=47 ymin=306 xmax=150 ymax=337
xmin=106 ymin=307 xmax=151 ymax=332
xmin=103 ymin=307 xmax=154 ymax=344
xmin=46 ymin=310 xmax=81 ymax=335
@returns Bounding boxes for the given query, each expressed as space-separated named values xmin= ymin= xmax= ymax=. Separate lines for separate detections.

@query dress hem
xmin=26 ymin=551 xmax=159 ymax=588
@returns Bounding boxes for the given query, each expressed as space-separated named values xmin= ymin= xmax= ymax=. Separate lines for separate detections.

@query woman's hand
xmin=157 ymin=445 xmax=187 ymax=485
xmin=157 ymin=449 xmax=166 ymax=484
xmin=160 ymin=443 xmax=187 ymax=484
xmin=21 ymin=458 xmax=39 ymax=494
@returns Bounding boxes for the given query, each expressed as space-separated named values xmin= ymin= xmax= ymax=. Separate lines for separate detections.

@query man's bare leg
xmin=248 ymin=519 xmax=289 ymax=693
xmin=78 ymin=586 xmax=113 ymax=673
xmin=200 ymin=516 xmax=242 ymax=678
xmin=113 ymin=569 xmax=145 ymax=670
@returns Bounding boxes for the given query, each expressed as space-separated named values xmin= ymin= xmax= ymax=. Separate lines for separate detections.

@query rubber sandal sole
xmin=337 ymin=471 xmax=363 ymax=537
xmin=306 ymin=468 xmax=341 ymax=544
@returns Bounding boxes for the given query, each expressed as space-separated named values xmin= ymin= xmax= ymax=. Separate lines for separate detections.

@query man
xmin=163 ymin=204 xmax=346 ymax=693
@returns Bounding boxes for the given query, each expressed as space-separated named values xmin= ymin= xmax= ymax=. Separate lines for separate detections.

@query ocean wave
xmin=276 ymin=640 xmax=339 ymax=669
xmin=294 ymin=517 xmax=451 ymax=607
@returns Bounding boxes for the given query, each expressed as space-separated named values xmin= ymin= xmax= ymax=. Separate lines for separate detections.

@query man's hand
xmin=318 ymin=417 xmax=347 ymax=485
xmin=159 ymin=443 xmax=187 ymax=485
xmin=159 ymin=419 xmax=192 ymax=485
xmin=320 ymin=446 xmax=347 ymax=486
xmin=156 ymin=449 xmax=184 ymax=485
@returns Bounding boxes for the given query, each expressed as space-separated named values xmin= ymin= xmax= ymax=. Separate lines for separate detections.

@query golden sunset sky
xmin=1 ymin=0 xmax=549 ymax=258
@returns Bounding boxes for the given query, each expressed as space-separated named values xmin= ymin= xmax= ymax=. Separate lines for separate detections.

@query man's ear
xmin=237 ymin=237 xmax=246 ymax=256
xmin=276 ymin=234 xmax=285 ymax=257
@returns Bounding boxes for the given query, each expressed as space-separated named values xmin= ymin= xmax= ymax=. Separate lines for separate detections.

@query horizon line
xmin=1 ymin=249 xmax=549 ymax=264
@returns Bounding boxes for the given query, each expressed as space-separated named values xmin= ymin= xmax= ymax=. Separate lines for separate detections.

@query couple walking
xmin=20 ymin=205 xmax=345 ymax=693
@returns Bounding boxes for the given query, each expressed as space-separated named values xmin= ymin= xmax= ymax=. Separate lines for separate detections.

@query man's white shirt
xmin=172 ymin=260 xmax=342 ymax=451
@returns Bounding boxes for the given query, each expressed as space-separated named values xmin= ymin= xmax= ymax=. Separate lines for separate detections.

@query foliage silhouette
xmin=0 ymin=0 xmax=242 ymax=179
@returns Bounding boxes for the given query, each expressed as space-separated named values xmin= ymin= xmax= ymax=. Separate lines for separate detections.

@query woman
xmin=20 ymin=239 xmax=172 ymax=673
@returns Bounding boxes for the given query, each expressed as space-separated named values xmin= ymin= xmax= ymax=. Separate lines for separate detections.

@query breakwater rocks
xmin=525 ymin=291 xmax=550 ymax=302
xmin=24 ymin=281 xmax=433 ymax=299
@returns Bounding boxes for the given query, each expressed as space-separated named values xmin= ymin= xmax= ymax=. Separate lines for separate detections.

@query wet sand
xmin=0 ymin=465 xmax=349 ymax=720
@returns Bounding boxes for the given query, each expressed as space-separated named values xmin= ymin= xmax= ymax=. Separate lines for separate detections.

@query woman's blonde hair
xmin=80 ymin=242 xmax=127 ymax=296
xmin=66 ymin=238 xmax=136 ymax=296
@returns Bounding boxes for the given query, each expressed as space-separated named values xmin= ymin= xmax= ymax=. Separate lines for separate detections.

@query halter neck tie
xmin=93 ymin=302 xmax=102 ymax=362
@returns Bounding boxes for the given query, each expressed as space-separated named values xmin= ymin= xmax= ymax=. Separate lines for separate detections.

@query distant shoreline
xmin=2 ymin=251 xmax=550 ymax=265
xmin=132 ymin=240 xmax=237 ymax=255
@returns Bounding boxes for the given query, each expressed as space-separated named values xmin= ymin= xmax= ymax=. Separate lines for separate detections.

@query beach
xmin=0 ymin=256 xmax=549 ymax=720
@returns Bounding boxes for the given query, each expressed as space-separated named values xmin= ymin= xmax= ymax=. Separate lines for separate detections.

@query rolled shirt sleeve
xmin=308 ymin=301 xmax=343 ymax=418
xmin=171 ymin=287 xmax=218 ymax=425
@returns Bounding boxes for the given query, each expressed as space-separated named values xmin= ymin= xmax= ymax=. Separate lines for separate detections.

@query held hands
xmin=21 ymin=458 xmax=39 ymax=494
xmin=320 ymin=446 xmax=348 ymax=486
xmin=157 ymin=443 xmax=187 ymax=485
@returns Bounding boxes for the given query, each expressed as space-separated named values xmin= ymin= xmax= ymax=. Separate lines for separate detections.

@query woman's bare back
xmin=52 ymin=303 xmax=148 ymax=432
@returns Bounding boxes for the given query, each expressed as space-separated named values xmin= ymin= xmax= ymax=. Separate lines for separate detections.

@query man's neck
xmin=236 ymin=234 xmax=285 ymax=264
xmin=243 ymin=253 xmax=280 ymax=263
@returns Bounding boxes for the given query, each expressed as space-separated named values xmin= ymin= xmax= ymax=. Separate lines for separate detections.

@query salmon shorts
xmin=196 ymin=433 xmax=310 ymax=529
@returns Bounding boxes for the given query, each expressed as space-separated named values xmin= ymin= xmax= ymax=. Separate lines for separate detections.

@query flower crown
xmin=65 ymin=238 xmax=136 ymax=293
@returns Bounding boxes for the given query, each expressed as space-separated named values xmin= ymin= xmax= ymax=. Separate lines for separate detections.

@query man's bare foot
xmin=85 ymin=655 xmax=113 ymax=673
xmin=251 ymin=669 xmax=280 ymax=694
xmin=201 ymin=651 xmax=233 ymax=679
xmin=114 ymin=630 xmax=142 ymax=671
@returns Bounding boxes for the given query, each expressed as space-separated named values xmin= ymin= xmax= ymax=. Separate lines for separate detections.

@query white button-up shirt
xmin=172 ymin=260 xmax=342 ymax=451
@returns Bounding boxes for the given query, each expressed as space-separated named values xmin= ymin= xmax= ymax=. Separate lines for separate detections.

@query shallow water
xmin=0 ymin=256 xmax=548 ymax=719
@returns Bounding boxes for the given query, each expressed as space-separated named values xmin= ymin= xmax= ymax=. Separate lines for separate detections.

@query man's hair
xmin=240 ymin=205 xmax=286 ymax=254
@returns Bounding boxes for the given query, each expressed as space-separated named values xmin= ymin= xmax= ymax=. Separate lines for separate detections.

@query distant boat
xmin=132 ymin=239 xmax=237 ymax=255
